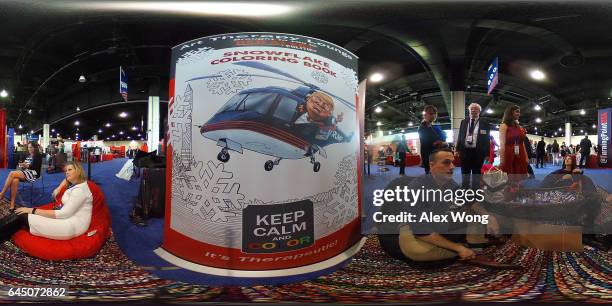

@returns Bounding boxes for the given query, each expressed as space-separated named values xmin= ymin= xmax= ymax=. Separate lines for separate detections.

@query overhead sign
xmin=119 ymin=66 xmax=128 ymax=102
xmin=160 ymin=32 xmax=362 ymax=282
xmin=487 ymin=57 xmax=499 ymax=95
xmin=598 ymin=108 xmax=611 ymax=167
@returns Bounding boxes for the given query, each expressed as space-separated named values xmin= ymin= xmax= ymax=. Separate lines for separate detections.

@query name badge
xmin=466 ymin=135 xmax=473 ymax=143
xmin=480 ymin=130 xmax=487 ymax=134
xmin=514 ymin=145 xmax=520 ymax=155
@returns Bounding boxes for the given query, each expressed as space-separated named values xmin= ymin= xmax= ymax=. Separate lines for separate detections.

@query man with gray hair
xmin=456 ymin=103 xmax=491 ymax=191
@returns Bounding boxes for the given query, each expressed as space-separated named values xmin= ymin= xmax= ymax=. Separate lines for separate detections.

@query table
xmin=510 ymin=220 xmax=582 ymax=251
xmin=405 ymin=154 xmax=421 ymax=167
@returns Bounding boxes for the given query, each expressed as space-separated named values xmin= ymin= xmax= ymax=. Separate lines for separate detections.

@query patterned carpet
xmin=0 ymin=231 xmax=609 ymax=303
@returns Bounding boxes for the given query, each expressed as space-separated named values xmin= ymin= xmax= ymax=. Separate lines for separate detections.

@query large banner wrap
xmin=599 ymin=108 xmax=611 ymax=167
xmin=158 ymin=33 xmax=363 ymax=279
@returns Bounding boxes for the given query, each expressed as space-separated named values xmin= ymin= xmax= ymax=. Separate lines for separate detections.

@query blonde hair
xmin=66 ymin=161 xmax=87 ymax=184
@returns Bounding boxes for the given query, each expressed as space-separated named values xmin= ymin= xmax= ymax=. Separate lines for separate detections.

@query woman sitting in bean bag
xmin=0 ymin=162 xmax=109 ymax=260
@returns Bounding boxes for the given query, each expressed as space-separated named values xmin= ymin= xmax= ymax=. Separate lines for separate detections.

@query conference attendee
xmin=0 ymin=142 xmax=43 ymax=209
xmin=418 ymin=105 xmax=447 ymax=174
xmin=380 ymin=149 xmax=508 ymax=268
xmin=524 ymin=138 xmax=536 ymax=179
xmin=552 ymin=140 xmax=560 ymax=166
xmin=536 ymin=137 xmax=546 ymax=168
xmin=488 ymin=135 xmax=498 ymax=164
xmin=499 ymin=105 xmax=528 ymax=177
xmin=396 ymin=135 xmax=409 ymax=175
xmin=456 ymin=103 xmax=490 ymax=191
xmin=560 ymin=142 xmax=568 ymax=159
xmin=579 ymin=135 xmax=592 ymax=168
xmin=0 ymin=161 xmax=93 ymax=242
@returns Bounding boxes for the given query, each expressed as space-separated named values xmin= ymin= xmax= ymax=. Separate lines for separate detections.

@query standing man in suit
xmin=456 ymin=103 xmax=490 ymax=191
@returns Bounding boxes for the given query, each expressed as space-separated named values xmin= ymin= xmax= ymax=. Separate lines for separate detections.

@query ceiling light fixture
xmin=559 ymin=127 xmax=562 ymax=131
xmin=375 ymin=106 xmax=382 ymax=113
xmin=486 ymin=108 xmax=493 ymax=114
xmin=408 ymin=122 xmax=413 ymax=127
xmin=105 ymin=123 xmax=111 ymax=127
xmin=535 ymin=117 xmax=542 ymax=123
xmin=530 ymin=69 xmax=546 ymax=80
xmin=74 ymin=120 xmax=80 ymax=126
xmin=76 ymin=106 xmax=80 ymax=111
xmin=78 ymin=74 xmax=86 ymax=83
xmin=376 ymin=121 xmax=382 ymax=126
xmin=0 ymin=89 xmax=7 ymax=98
xmin=534 ymin=104 xmax=541 ymax=111
xmin=119 ymin=112 xmax=128 ymax=118
xmin=76 ymin=1 xmax=292 ymax=17
xmin=580 ymin=109 xmax=586 ymax=115
xmin=28 ymin=109 xmax=32 ymax=114
xmin=369 ymin=73 xmax=384 ymax=83
xmin=593 ymin=124 xmax=597 ymax=128
xmin=98 ymin=129 xmax=102 ymax=133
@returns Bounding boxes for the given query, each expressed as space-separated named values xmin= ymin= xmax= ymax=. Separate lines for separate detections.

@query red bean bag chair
xmin=12 ymin=181 xmax=112 ymax=260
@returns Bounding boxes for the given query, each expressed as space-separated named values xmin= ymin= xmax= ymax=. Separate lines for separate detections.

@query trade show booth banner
xmin=159 ymin=32 xmax=362 ymax=277
xmin=598 ymin=108 xmax=611 ymax=167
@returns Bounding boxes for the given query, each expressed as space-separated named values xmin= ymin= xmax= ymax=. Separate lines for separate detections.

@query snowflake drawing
xmin=340 ymin=68 xmax=358 ymax=91
xmin=169 ymin=84 xmax=193 ymax=170
xmin=206 ymin=69 xmax=253 ymax=95
xmin=311 ymin=70 xmax=329 ymax=84
xmin=177 ymin=47 xmax=215 ymax=66
xmin=321 ymin=154 xmax=358 ymax=227
xmin=179 ymin=160 xmax=245 ymax=223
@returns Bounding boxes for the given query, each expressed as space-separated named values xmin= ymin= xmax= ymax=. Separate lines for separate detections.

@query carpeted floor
xmin=0 ymin=160 xmax=609 ymax=303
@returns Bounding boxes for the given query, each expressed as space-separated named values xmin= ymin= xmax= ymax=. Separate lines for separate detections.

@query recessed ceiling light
xmin=74 ymin=120 xmax=80 ymax=126
xmin=408 ymin=122 xmax=414 ymax=126
xmin=119 ymin=112 xmax=128 ymax=118
xmin=137 ymin=133 xmax=141 ymax=137
xmin=388 ymin=131 xmax=392 ymax=135
xmin=376 ymin=121 xmax=382 ymax=126
xmin=18 ymin=124 xmax=22 ymax=129
xmin=105 ymin=123 xmax=111 ymax=127
xmin=534 ymin=104 xmax=541 ymax=111
xmin=28 ymin=109 xmax=32 ymax=114
xmin=593 ymin=124 xmax=597 ymax=128
xmin=375 ymin=106 xmax=382 ymax=113
xmin=98 ymin=129 xmax=102 ymax=133
xmin=51 ymin=129 xmax=55 ymax=132
xmin=119 ymin=131 xmax=124 ymax=135
xmin=486 ymin=108 xmax=493 ymax=114
xmin=535 ymin=117 xmax=542 ymax=123
xmin=401 ymin=129 xmax=405 ymax=133
xmin=0 ymin=89 xmax=8 ymax=98
xmin=558 ymin=127 xmax=562 ymax=131
xmin=78 ymin=74 xmax=86 ymax=83
xmin=369 ymin=73 xmax=384 ymax=83
xmin=76 ymin=106 xmax=80 ymax=111
xmin=131 ymin=126 xmax=137 ymax=130
xmin=580 ymin=109 xmax=586 ymax=115
xmin=30 ymin=130 xmax=33 ymax=134
xmin=530 ymin=69 xmax=545 ymax=80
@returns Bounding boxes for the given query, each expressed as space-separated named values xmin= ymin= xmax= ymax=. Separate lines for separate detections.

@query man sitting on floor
xmin=379 ymin=148 xmax=510 ymax=268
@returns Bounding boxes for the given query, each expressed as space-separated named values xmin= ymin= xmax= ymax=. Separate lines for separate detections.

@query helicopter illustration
xmin=186 ymin=61 xmax=355 ymax=172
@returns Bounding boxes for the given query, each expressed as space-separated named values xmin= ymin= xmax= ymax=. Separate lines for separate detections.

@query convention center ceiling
xmin=0 ymin=0 xmax=611 ymax=139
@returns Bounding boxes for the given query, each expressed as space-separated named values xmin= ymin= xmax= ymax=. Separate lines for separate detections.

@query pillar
xmin=147 ymin=95 xmax=160 ymax=153
xmin=565 ymin=121 xmax=572 ymax=145
xmin=451 ymin=91 xmax=466 ymax=143
xmin=42 ymin=123 xmax=50 ymax=149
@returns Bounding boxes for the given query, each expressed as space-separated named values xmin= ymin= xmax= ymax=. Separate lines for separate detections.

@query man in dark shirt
xmin=418 ymin=105 xmax=447 ymax=174
xmin=536 ymin=137 xmax=546 ymax=168
xmin=579 ymin=135 xmax=592 ymax=168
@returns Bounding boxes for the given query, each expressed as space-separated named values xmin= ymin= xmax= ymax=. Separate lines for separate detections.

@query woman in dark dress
xmin=0 ymin=142 xmax=43 ymax=209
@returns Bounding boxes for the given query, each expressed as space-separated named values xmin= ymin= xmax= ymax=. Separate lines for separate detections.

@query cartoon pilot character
xmin=294 ymin=91 xmax=352 ymax=146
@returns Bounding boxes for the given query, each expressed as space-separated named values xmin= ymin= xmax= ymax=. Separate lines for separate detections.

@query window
xmin=220 ymin=93 xmax=246 ymax=112
xmin=242 ymin=92 xmax=277 ymax=114
xmin=273 ymin=95 xmax=299 ymax=122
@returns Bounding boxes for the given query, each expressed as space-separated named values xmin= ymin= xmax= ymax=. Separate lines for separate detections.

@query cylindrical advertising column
xmin=157 ymin=32 xmax=363 ymax=281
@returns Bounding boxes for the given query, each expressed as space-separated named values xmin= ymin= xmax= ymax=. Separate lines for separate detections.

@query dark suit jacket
xmin=456 ymin=117 xmax=490 ymax=160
